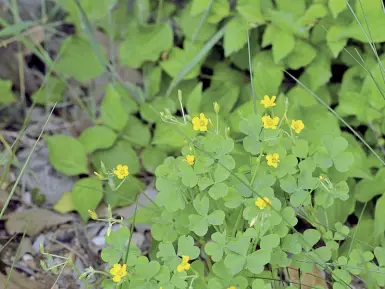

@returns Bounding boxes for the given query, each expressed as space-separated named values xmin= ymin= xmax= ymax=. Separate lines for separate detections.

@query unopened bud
xmin=213 ymin=102 xmax=220 ymax=113
xmin=88 ymin=209 xmax=98 ymax=220
xmin=94 ymin=171 xmax=103 ymax=180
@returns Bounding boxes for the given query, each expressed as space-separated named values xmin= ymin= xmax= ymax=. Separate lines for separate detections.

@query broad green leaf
xmin=140 ymin=97 xmax=176 ymax=123
xmin=152 ymin=122 xmax=196 ymax=150
xmin=286 ymin=40 xmax=317 ymax=69
xmin=355 ymin=169 xmax=385 ymax=202
xmin=104 ymin=176 xmax=145 ymax=207
xmin=224 ymin=16 xmax=248 ymax=57
xmin=101 ymin=84 xmax=129 ymax=132
xmin=272 ymin=29 xmax=295 ymax=63
xmin=292 ymin=139 xmax=309 ymax=158
xmin=121 ymin=116 xmax=151 ymax=147
xmin=347 ymin=0 xmax=385 ymax=43
xmin=299 ymin=229 xmax=321 ymax=252
xmin=191 ymin=0 xmax=210 ymax=15
xmin=207 ymin=0 xmax=230 ymax=23
xmin=92 ymin=139 xmax=140 ymax=174
xmin=0 ymin=79 xmax=16 ymax=105
xmin=252 ymin=51 xmax=283 ymax=96
xmin=141 ymin=147 xmax=167 ymax=173
xmin=282 ymin=234 xmax=302 ymax=254
xmin=186 ymin=82 xmax=203 ymax=115
xmin=200 ymin=82 xmax=240 ymax=114
xmin=31 ymin=77 xmax=66 ymax=104
xmin=179 ymin=5 xmax=217 ymax=42
xmin=193 ymin=195 xmax=209 ymax=216
xmin=72 ymin=177 xmax=103 ymax=222
xmin=237 ymin=0 xmax=264 ymax=24
xmin=54 ymin=36 xmax=105 ymax=82
xmin=120 ymin=23 xmax=173 ymax=68
xmin=327 ymin=25 xmax=348 ymax=58
xmin=46 ymin=135 xmax=88 ymax=176
xmin=78 ymin=125 xmax=117 ymax=153
xmin=161 ymin=42 xmax=204 ymax=80
xmin=189 ymin=214 xmax=208 ymax=236
xmin=329 ymin=0 xmax=347 ymax=18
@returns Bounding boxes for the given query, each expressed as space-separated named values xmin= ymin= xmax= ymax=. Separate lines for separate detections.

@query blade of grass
xmin=345 ymin=0 xmax=385 ymax=86
xmin=5 ymin=224 xmax=27 ymax=289
xmin=0 ymin=104 xmax=56 ymax=218
xmin=165 ymin=26 xmax=226 ymax=98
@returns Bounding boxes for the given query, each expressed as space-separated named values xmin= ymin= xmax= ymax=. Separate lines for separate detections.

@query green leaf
xmin=46 ymin=135 xmax=88 ymax=176
xmin=101 ymin=84 xmax=129 ymax=132
xmin=161 ymin=42 xmax=204 ymax=80
xmin=78 ymin=126 xmax=117 ymax=153
xmin=292 ymin=139 xmax=309 ymax=158
xmin=282 ymin=234 xmax=302 ymax=254
xmin=209 ymin=183 xmax=229 ymax=200
xmin=152 ymin=122 xmax=196 ymax=150
xmin=92 ymin=139 xmax=140 ymax=174
xmin=286 ymin=40 xmax=317 ymax=69
xmin=252 ymin=51 xmax=283 ymax=96
xmin=327 ymin=26 xmax=348 ymax=58
xmin=224 ymin=16 xmax=248 ymax=57
xmin=260 ymin=234 xmax=280 ymax=250
xmin=140 ymin=97 xmax=176 ymax=123
xmin=189 ymin=214 xmax=208 ymax=236
xmin=272 ymin=29 xmax=295 ymax=63
xmin=247 ymin=249 xmax=271 ymax=274
xmin=237 ymin=0 xmax=264 ymax=24
xmin=31 ymin=77 xmax=66 ymax=104
xmin=179 ymin=5 xmax=216 ymax=42
xmin=120 ymin=23 xmax=173 ymax=68
xmin=329 ymin=0 xmax=347 ymax=18
xmin=191 ymin=0 xmax=210 ymax=15
xmin=121 ymin=116 xmax=151 ymax=147
xmin=105 ymin=176 xmax=145 ymax=207
xmin=207 ymin=210 xmax=225 ymax=225
xmin=243 ymin=136 xmax=262 ymax=155
xmin=205 ymin=232 xmax=226 ymax=262
xmin=0 ymin=79 xmax=16 ymax=105
xmin=141 ymin=147 xmax=167 ymax=173
xmin=299 ymin=229 xmax=321 ymax=252
xmin=72 ymin=177 xmax=103 ymax=222
xmin=201 ymin=82 xmax=240 ymax=115
xmin=207 ymin=0 xmax=230 ymax=23
xmin=134 ymin=256 xmax=161 ymax=280
xmin=186 ymin=82 xmax=203 ymax=115
xmin=178 ymin=235 xmax=200 ymax=259
xmin=54 ymin=36 xmax=105 ymax=82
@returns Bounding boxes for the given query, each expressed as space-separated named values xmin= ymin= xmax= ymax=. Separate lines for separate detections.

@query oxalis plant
xmin=41 ymin=97 xmax=385 ymax=289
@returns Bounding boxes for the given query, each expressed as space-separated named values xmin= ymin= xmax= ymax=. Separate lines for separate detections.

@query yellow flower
xmin=186 ymin=155 xmax=195 ymax=165
xmin=177 ymin=255 xmax=191 ymax=272
xmin=266 ymin=153 xmax=280 ymax=168
xmin=319 ymin=175 xmax=325 ymax=181
xmin=255 ymin=197 xmax=272 ymax=209
xmin=260 ymin=95 xmax=277 ymax=108
xmin=113 ymin=164 xmax=129 ymax=180
xmin=192 ymin=113 xmax=209 ymax=131
xmin=228 ymin=286 xmax=237 ymax=289
xmin=262 ymin=115 xmax=280 ymax=129
xmin=110 ymin=264 xmax=127 ymax=283
xmin=291 ymin=120 xmax=304 ymax=134
xmin=87 ymin=209 xmax=98 ymax=220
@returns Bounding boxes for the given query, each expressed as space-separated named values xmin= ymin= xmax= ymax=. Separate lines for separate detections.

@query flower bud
xmin=213 ymin=102 xmax=220 ymax=113
xmin=88 ymin=209 xmax=98 ymax=220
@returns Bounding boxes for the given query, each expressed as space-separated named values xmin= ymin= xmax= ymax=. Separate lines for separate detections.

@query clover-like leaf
xmin=298 ymin=229 xmax=321 ymax=252
xmin=177 ymin=235 xmax=200 ymax=259
xmin=209 ymin=182 xmax=229 ymax=200
xmin=246 ymin=249 xmax=271 ymax=274
xmin=205 ymin=232 xmax=226 ymax=262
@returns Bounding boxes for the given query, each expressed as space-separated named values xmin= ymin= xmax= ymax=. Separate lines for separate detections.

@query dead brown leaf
xmin=285 ymin=265 xmax=328 ymax=288
xmin=5 ymin=208 xmax=73 ymax=236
